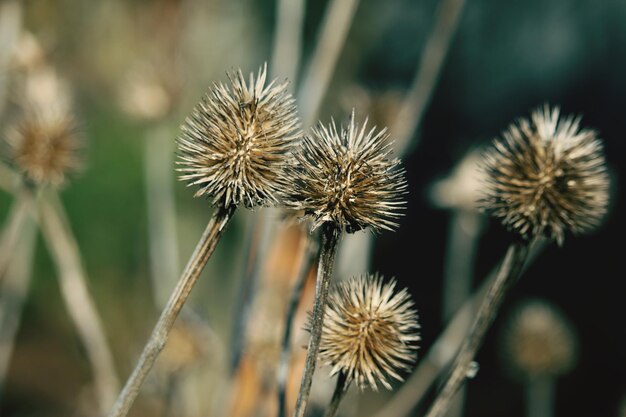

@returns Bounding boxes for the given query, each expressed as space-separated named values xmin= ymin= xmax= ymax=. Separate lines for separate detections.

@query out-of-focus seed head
xmin=481 ymin=105 xmax=609 ymax=245
xmin=317 ymin=274 xmax=420 ymax=391
xmin=176 ymin=64 xmax=301 ymax=208
xmin=281 ymin=110 xmax=407 ymax=233
xmin=4 ymin=106 xmax=80 ymax=186
xmin=502 ymin=299 xmax=578 ymax=379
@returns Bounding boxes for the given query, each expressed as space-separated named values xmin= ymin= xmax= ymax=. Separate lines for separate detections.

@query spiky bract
xmin=176 ymin=65 xmax=300 ymax=208
xmin=481 ymin=105 xmax=609 ymax=244
xmin=317 ymin=274 xmax=420 ymax=391
xmin=5 ymin=109 xmax=80 ymax=186
xmin=503 ymin=300 xmax=577 ymax=378
xmin=281 ymin=111 xmax=407 ymax=233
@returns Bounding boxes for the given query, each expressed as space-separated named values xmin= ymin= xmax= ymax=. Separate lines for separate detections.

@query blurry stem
xmin=298 ymin=0 xmax=360 ymax=127
xmin=370 ymin=240 xmax=545 ymax=417
xmin=0 ymin=162 xmax=18 ymax=194
xmin=424 ymin=241 xmax=530 ymax=417
xmin=392 ymin=0 xmax=466 ymax=155
xmin=39 ymin=191 xmax=120 ymax=414
xmin=229 ymin=212 xmax=266 ymax=373
xmin=0 ymin=0 xmax=22 ymax=116
xmin=108 ymin=204 xmax=236 ymax=417
xmin=526 ymin=377 xmax=554 ymax=417
xmin=441 ymin=210 xmax=482 ymax=417
xmin=0 ymin=190 xmax=32 ymax=282
xmin=324 ymin=373 xmax=349 ymax=417
xmin=0 ymin=194 xmax=37 ymax=391
xmin=292 ymin=224 xmax=341 ymax=417
xmin=270 ymin=0 xmax=305 ymax=82
xmin=145 ymin=126 xmax=180 ymax=309
xmin=277 ymin=230 xmax=320 ymax=417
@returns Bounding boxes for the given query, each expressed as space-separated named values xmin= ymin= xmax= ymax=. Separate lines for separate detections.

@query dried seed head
xmin=177 ymin=64 xmax=301 ymax=208
xmin=317 ymin=274 xmax=420 ymax=391
xmin=4 ymin=107 xmax=80 ymax=186
xmin=503 ymin=299 xmax=578 ymax=379
xmin=281 ymin=110 xmax=407 ymax=233
xmin=481 ymin=105 xmax=609 ymax=245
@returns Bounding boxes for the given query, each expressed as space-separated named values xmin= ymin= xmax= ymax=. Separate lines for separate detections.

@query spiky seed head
xmin=480 ymin=105 xmax=609 ymax=245
xmin=4 ymin=108 xmax=80 ymax=186
xmin=317 ymin=274 xmax=420 ymax=391
xmin=281 ymin=110 xmax=407 ymax=233
xmin=176 ymin=64 xmax=301 ymax=208
xmin=503 ymin=299 xmax=577 ymax=379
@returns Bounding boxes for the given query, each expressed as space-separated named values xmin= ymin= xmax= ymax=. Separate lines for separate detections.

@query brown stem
xmin=277 ymin=231 xmax=320 ymax=417
xmin=292 ymin=224 xmax=341 ymax=417
xmin=107 ymin=204 xmax=236 ymax=417
xmin=424 ymin=241 xmax=530 ymax=417
xmin=39 ymin=191 xmax=120 ymax=414
xmin=323 ymin=373 xmax=349 ymax=417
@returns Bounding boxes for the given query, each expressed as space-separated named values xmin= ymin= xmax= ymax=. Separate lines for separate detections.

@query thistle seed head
xmin=503 ymin=299 xmax=577 ymax=379
xmin=281 ymin=110 xmax=407 ymax=233
xmin=481 ymin=105 xmax=609 ymax=244
xmin=317 ymin=274 xmax=420 ymax=391
xmin=4 ymin=107 xmax=80 ymax=186
xmin=176 ymin=64 xmax=301 ymax=208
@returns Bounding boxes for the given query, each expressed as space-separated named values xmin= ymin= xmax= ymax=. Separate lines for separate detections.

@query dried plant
xmin=108 ymin=65 xmax=300 ymax=417
xmin=319 ymin=274 xmax=419 ymax=392
xmin=424 ymin=105 xmax=610 ymax=417
xmin=281 ymin=110 xmax=407 ymax=417
xmin=481 ymin=105 xmax=610 ymax=245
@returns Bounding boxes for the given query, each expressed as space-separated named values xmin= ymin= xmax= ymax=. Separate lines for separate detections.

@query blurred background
xmin=0 ymin=0 xmax=624 ymax=416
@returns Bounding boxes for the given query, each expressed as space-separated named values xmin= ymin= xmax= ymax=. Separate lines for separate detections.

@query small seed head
xmin=177 ymin=64 xmax=301 ymax=208
xmin=4 ymin=108 xmax=80 ymax=186
xmin=281 ymin=110 xmax=407 ymax=233
xmin=481 ymin=105 xmax=609 ymax=245
xmin=503 ymin=299 xmax=577 ymax=379
xmin=317 ymin=274 xmax=420 ymax=390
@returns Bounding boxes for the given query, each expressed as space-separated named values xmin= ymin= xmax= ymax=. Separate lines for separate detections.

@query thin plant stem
xmin=145 ymin=126 xmax=180 ymax=309
xmin=370 ymin=240 xmax=545 ymax=417
xmin=0 ymin=191 xmax=32 ymax=282
xmin=323 ymin=373 xmax=349 ymax=417
xmin=270 ymin=0 xmax=305 ymax=82
xmin=424 ymin=241 xmax=531 ymax=417
xmin=440 ymin=210 xmax=482 ymax=417
xmin=277 ymin=230 xmax=320 ymax=417
xmin=0 ymin=200 xmax=37 ymax=392
xmin=298 ymin=0 xmax=360 ymax=126
xmin=0 ymin=0 xmax=22 ymax=116
xmin=108 ymin=204 xmax=236 ymax=417
xmin=526 ymin=376 xmax=555 ymax=417
xmin=292 ymin=224 xmax=341 ymax=417
xmin=39 ymin=191 xmax=120 ymax=414
xmin=392 ymin=0 xmax=466 ymax=155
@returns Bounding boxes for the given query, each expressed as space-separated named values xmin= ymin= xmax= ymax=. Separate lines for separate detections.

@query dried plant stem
xmin=0 ymin=0 xmax=22 ymax=116
xmin=323 ymin=373 xmax=349 ymax=417
xmin=392 ymin=0 xmax=466 ymax=154
xmin=424 ymin=241 xmax=530 ymax=417
xmin=526 ymin=377 xmax=554 ymax=417
xmin=270 ymin=0 xmax=305 ymax=82
xmin=292 ymin=224 xmax=341 ymax=417
xmin=145 ymin=126 xmax=180 ymax=308
xmin=277 ymin=231 xmax=320 ymax=417
xmin=298 ymin=0 xmax=360 ymax=126
xmin=0 ymin=191 xmax=32 ymax=281
xmin=440 ymin=210 xmax=482 ymax=417
xmin=39 ymin=191 xmax=120 ymax=414
xmin=108 ymin=204 xmax=236 ymax=417
xmin=0 ymin=198 xmax=37 ymax=391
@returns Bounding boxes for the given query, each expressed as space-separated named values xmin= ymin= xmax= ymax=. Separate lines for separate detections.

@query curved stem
xmin=292 ymin=224 xmax=341 ymax=417
xmin=277 ymin=231 xmax=320 ymax=417
xmin=424 ymin=241 xmax=530 ymax=417
xmin=323 ymin=373 xmax=349 ymax=417
xmin=107 ymin=204 xmax=236 ymax=417
xmin=39 ymin=191 xmax=120 ymax=414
